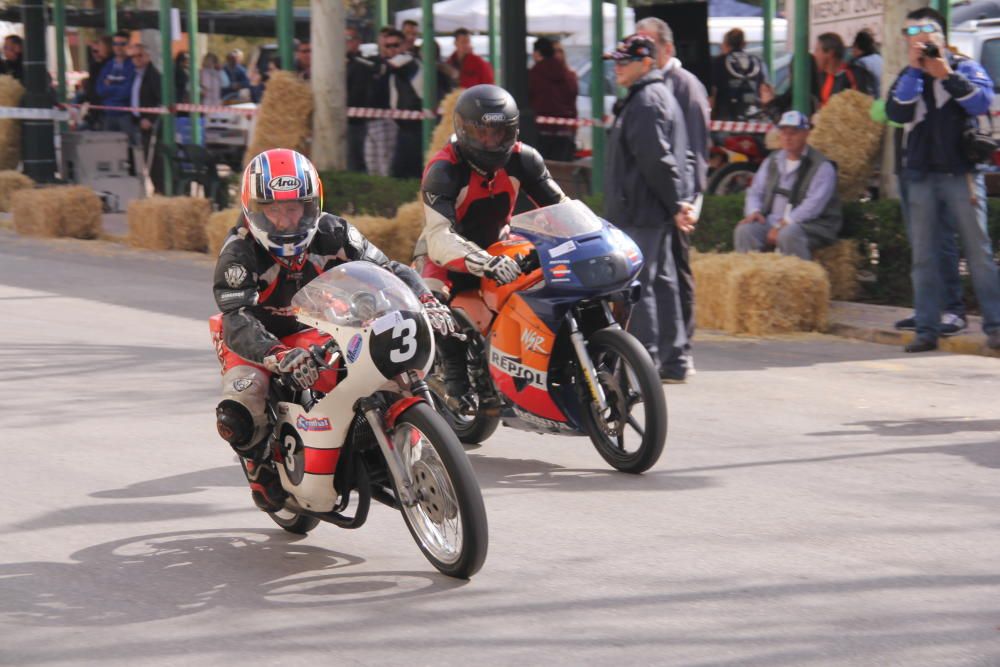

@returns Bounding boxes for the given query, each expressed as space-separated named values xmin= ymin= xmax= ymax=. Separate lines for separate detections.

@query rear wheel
xmin=267 ymin=509 xmax=320 ymax=534
xmin=392 ymin=402 xmax=488 ymax=578
xmin=706 ymin=162 xmax=758 ymax=196
xmin=578 ymin=328 xmax=667 ymax=474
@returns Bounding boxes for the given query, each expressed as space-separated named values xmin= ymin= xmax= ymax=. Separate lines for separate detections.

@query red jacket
xmin=529 ymin=57 xmax=578 ymax=118
xmin=449 ymin=52 xmax=494 ymax=89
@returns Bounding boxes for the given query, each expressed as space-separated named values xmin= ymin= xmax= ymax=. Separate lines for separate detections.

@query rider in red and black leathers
xmin=214 ymin=148 xmax=453 ymax=513
xmin=412 ymin=84 xmax=567 ymax=408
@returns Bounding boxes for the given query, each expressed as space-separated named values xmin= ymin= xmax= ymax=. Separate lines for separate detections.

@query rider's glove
xmin=263 ymin=346 xmax=320 ymax=391
xmin=466 ymin=251 xmax=522 ymax=286
xmin=420 ymin=293 xmax=457 ymax=337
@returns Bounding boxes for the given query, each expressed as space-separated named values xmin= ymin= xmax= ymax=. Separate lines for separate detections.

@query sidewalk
xmin=828 ymin=301 xmax=1000 ymax=358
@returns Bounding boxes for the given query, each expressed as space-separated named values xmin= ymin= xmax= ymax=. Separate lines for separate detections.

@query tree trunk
xmin=311 ymin=0 xmax=346 ymax=171
xmin=880 ymin=0 xmax=928 ymax=198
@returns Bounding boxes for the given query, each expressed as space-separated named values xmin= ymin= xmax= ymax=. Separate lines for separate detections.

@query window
xmin=979 ymin=38 xmax=1000 ymax=92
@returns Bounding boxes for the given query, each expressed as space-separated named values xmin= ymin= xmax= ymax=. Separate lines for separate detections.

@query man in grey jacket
xmin=604 ymin=34 xmax=695 ymax=383
xmin=637 ymin=17 xmax=709 ymax=380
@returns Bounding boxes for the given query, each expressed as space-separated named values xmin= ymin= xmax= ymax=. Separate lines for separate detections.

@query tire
xmin=267 ymin=509 xmax=321 ymax=535
xmin=427 ymin=376 xmax=500 ymax=445
xmin=392 ymin=402 xmax=488 ymax=578
xmin=706 ymin=162 xmax=758 ymax=196
xmin=578 ymin=328 xmax=667 ymax=474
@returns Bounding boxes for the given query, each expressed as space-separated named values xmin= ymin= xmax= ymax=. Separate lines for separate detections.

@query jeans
xmin=620 ymin=224 xmax=687 ymax=373
xmin=733 ymin=220 xmax=813 ymax=259
xmin=898 ymin=176 xmax=965 ymax=317
xmin=902 ymin=170 xmax=1000 ymax=338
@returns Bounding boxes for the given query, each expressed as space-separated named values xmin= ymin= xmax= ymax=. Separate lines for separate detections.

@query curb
xmin=826 ymin=320 xmax=1000 ymax=358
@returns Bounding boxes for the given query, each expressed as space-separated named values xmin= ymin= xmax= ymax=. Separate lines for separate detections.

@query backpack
xmin=723 ymin=51 xmax=763 ymax=119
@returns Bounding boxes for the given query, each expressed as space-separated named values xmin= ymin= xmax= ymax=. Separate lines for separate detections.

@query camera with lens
xmin=921 ymin=42 xmax=941 ymax=59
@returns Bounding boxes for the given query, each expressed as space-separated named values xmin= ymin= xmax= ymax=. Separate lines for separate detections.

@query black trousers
xmin=672 ymin=225 xmax=695 ymax=361
xmin=347 ymin=121 xmax=367 ymax=173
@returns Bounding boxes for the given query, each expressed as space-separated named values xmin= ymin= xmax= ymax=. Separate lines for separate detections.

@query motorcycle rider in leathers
xmin=213 ymin=148 xmax=455 ymax=512
xmin=413 ymin=84 xmax=568 ymax=412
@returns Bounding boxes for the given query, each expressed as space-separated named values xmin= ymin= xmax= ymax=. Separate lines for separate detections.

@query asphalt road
xmin=1 ymin=230 xmax=998 ymax=667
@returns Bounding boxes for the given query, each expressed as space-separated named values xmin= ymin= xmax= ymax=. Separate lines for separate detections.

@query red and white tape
xmin=536 ymin=114 xmax=773 ymax=134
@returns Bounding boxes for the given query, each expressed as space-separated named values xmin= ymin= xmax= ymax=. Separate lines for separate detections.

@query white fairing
xmin=273 ymin=262 xmax=434 ymax=512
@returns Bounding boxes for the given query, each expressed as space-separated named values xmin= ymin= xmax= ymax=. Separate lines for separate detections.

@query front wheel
xmin=392 ymin=402 xmax=488 ymax=578
xmin=578 ymin=328 xmax=667 ymax=474
xmin=706 ymin=162 xmax=758 ymax=196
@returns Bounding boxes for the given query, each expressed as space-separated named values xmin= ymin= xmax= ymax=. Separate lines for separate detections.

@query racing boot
xmin=243 ymin=458 xmax=288 ymax=513
xmin=438 ymin=335 xmax=476 ymax=416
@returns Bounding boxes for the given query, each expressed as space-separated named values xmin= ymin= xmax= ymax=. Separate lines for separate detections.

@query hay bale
xmin=128 ymin=196 xmax=212 ymax=251
xmin=168 ymin=196 xmax=212 ymax=251
xmin=0 ymin=170 xmax=33 ymax=211
xmin=0 ymin=75 xmax=25 ymax=170
xmin=809 ymin=90 xmax=884 ymax=201
xmin=426 ymin=88 xmax=464 ymax=162
xmin=11 ymin=185 xmax=101 ymax=239
xmin=691 ymin=252 xmax=829 ymax=335
xmin=349 ymin=199 xmax=425 ymax=264
xmin=244 ymin=71 xmax=314 ymax=166
xmin=207 ymin=207 xmax=242 ymax=256
xmin=814 ymin=239 xmax=861 ymax=301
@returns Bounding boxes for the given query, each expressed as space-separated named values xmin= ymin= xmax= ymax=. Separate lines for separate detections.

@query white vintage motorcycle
xmin=219 ymin=262 xmax=488 ymax=579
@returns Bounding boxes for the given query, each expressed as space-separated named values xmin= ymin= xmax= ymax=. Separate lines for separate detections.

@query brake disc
xmin=411 ymin=459 xmax=457 ymax=523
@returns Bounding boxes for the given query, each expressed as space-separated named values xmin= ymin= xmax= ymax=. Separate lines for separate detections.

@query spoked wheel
xmin=578 ymin=328 xmax=667 ymax=474
xmin=267 ymin=508 xmax=320 ymax=535
xmin=238 ymin=459 xmax=320 ymax=534
xmin=706 ymin=162 xmax=758 ymax=196
xmin=391 ymin=402 xmax=488 ymax=578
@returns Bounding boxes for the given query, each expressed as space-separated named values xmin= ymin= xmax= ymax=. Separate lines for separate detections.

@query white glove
xmin=264 ymin=346 xmax=320 ymax=391
xmin=420 ymin=293 xmax=458 ymax=337
xmin=466 ymin=251 xmax=522 ymax=285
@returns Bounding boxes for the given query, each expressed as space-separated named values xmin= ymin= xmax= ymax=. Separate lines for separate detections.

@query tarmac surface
xmin=1 ymin=230 xmax=998 ymax=666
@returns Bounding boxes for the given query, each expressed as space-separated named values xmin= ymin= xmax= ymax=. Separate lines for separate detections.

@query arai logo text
xmin=269 ymin=175 xmax=302 ymax=192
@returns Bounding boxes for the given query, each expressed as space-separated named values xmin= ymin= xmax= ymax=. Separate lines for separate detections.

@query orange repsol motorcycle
xmin=428 ymin=200 xmax=667 ymax=474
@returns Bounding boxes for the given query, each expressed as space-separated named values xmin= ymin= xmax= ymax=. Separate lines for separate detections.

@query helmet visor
xmin=246 ymin=198 xmax=319 ymax=239
xmin=457 ymin=118 xmax=517 ymax=153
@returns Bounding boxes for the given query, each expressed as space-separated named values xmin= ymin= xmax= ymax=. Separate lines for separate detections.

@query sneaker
xmin=244 ymin=459 xmax=287 ymax=513
xmin=660 ymin=367 xmax=687 ymax=384
xmin=987 ymin=330 xmax=1000 ymax=350
xmin=894 ymin=316 xmax=916 ymax=331
xmin=904 ymin=336 xmax=938 ymax=353
xmin=940 ymin=313 xmax=968 ymax=337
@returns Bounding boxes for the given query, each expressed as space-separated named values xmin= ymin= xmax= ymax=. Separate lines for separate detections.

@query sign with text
xmin=810 ymin=0 xmax=885 ymax=46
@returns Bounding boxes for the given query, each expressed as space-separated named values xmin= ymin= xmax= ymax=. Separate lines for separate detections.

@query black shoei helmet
xmin=453 ymin=84 xmax=520 ymax=174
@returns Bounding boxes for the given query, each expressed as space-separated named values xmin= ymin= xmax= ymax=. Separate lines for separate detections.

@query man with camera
xmin=886 ymin=7 xmax=1000 ymax=352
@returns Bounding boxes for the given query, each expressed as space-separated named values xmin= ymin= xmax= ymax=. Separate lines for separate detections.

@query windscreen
xmin=292 ymin=261 xmax=422 ymax=328
xmin=510 ymin=200 xmax=604 ymax=239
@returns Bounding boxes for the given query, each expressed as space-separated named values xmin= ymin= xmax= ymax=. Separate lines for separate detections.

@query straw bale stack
xmin=0 ymin=75 xmax=25 ymax=170
xmin=127 ymin=196 xmax=212 ymax=251
xmin=692 ymin=252 xmax=830 ymax=335
xmin=11 ymin=185 xmax=101 ymax=239
xmin=244 ymin=71 xmax=314 ymax=166
xmin=349 ymin=199 xmax=425 ymax=263
xmin=426 ymin=88 xmax=464 ymax=162
xmin=0 ymin=170 xmax=33 ymax=211
xmin=813 ymin=239 xmax=862 ymax=301
xmin=207 ymin=207 xmax=241 ymax=257
xmin=809 ymin=90 xmax=884 ymax=201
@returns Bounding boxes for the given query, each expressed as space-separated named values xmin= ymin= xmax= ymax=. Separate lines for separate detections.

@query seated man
xmin=734 ymin=110 xmax=842 ymax=260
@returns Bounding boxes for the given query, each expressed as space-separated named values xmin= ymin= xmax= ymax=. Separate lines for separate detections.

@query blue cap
xmin=777 ymin=110 xmax=811 ymax=130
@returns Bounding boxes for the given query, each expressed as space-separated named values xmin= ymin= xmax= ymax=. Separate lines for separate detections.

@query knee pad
xmin=216 ymin=399 xmax=255 ymax=448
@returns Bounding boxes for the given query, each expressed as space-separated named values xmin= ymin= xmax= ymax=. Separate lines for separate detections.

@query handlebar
xmin=518 ymin=249 xmax=540 ymax=274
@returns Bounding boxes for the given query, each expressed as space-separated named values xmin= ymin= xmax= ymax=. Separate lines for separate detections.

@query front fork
xmin=356 ymin=396 xmax=418 ymax=507
xmin=567 ymin=312 xmax=609 ymax=413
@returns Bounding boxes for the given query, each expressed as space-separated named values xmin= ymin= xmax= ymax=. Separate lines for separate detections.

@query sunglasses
xmin=902 ymin=24 xmax=939 ymax=36
xmin=113 ymin=41 xmax=128 ymax=46
xmin=612 ymin=58 xmax=640 ymax=67
xmin=385 ymin=42 xmax=401 ymax=48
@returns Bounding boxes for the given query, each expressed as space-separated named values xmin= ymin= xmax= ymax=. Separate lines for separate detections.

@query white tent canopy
xmin=395 ymin=0 xmax=634 ymax=47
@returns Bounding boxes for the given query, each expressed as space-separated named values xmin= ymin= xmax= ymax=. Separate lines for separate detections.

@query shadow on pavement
xmin=807 ymin=417 xmax=1000 ymax=438
xmin=91 ymin=466 xmax=243 ymax=499
xmin=467 ymin=453 xmax=714 ymax=492
xmin=0 ymin=528 xmax=462 ymax=627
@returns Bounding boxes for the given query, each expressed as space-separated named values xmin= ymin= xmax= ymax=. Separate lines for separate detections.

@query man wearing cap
xmin=734 ymin=110 xmax=841 ymax=260
xmin=886 ymin=7 xmax=1000 ymax=353
xmin=604 ymin=34 xmax=695 ymax=384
